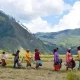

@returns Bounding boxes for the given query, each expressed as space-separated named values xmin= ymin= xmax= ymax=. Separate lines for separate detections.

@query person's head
xmin=35 ymin=48 xmax=38 ymax=52
xmin=2 ymin=52 xmax=5 ymax=54
xmin=26 ymin=49 xmax=30 ymax=53
xmin=67 ymin=48 xmax=71 ymax=53
xmin=77 ymin=46 xmax=80 ymax=50
xmin=53 ymin=49 xmax=57 ymax=53
xmin=17 ymin=50 xmax=20 ymax=54
xmin=56 ymin=47 xmax=59 ymax=51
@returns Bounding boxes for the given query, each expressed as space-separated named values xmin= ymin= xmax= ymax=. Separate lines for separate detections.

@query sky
xmin=0 ymin=0 xmax=80 ymax=33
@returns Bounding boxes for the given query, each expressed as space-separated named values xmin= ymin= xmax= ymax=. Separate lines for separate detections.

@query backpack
xmin=71 ymin=59 xmax=76 ymax=68
xmin=59 ymin=59 xmax=62 ymax=64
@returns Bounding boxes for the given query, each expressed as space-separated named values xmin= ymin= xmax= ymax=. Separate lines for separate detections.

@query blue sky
xmin=0 ymin=0 xmax=80 ymax=33
xmin=42 ymin=10 xmax=69 ymax=26
xmin=42 ymin=0 xmax=76 ymax=26
xmin=64 ymin=0 xmax=75 ymax=5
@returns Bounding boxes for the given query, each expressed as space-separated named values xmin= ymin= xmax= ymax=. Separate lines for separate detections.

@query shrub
xmin=67 ymin=71 xmax=79 ymax=80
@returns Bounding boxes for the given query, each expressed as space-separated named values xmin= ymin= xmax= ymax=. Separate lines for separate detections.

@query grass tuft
xmin=67 ymin=71 xmax=80 ymax=80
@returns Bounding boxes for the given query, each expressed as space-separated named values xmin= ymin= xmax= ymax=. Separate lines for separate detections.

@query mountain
xmin=0 ymin=11 xmax=50 ymax=53
xmin=35 ymin=29 xmax=80 ymax=54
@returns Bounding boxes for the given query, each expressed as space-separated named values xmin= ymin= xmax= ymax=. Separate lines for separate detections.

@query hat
xmin=68 ymin=48 xmax=71 ymax=50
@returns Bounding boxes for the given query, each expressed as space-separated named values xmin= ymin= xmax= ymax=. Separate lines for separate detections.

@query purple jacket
xmin=54 ymin=52 xmax=59 ymax=63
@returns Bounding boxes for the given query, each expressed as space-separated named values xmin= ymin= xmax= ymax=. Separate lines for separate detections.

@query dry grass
xmin=0 ymin=62 xmax=67 ymax=80
xmin=0 ymin=61 xmax=80 ymax=80
xmin=0 ymin=53 xmax=79 ymax=80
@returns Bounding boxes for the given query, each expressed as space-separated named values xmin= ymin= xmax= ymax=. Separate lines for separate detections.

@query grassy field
xmin=0 ymin=52 xmax=80 ymax=80
xmin=0 ymin=62 xmax=66 ymax=80
xmin=0 ymin=62 xmax=80 ymax=80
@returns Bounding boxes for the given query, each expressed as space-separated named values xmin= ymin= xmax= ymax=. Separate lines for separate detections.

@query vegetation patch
xmin=67 ymin=71 xmax=80 ymax=80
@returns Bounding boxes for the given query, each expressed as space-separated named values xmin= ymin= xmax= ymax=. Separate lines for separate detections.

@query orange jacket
xmin=25 ymin=52 xmax=31 ymax=61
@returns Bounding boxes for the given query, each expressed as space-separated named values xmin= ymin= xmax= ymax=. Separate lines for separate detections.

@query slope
xmin=0 ymin=11 xmax=50 ymax=53
xmin=35 ymin=29 xmax=80 ymax=54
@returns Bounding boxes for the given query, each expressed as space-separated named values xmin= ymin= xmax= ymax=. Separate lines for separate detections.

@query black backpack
xmin=71 ymin=59 xmax=76 ymax=68
xmin=59 ymin=59 xmax=62 ymax=64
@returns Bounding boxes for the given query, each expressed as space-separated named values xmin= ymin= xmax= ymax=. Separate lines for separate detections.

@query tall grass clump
xmin=67 ymin=71 xmax=79 ymax=80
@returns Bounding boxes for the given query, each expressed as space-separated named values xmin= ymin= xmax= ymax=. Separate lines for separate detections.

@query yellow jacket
xmin=78 ymin=50 xmax=80 ymax=60
xmin=25 ymin=52 xmax=31 ymax=61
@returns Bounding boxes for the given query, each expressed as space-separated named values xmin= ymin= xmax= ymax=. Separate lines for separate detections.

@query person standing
xmin=34 ymin=49 xmax=40 ymax=69
xmin=53 ymin=48 xmax=60 ymax=70
xmin=13 ymin=50 xmax=20 ymax=68
xmin=1 ymin=52 xmax=7 ymax=67
xmin=77 ymin=46 xmax=80 ymax=69
xmin=66 ymin=48 xmax=73 ymax=70
xmin=25 ymin=49 xmax=32 ymax=68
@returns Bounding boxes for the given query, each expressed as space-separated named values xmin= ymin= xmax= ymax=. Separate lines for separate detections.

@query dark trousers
xmin=14 ymin=60 xmax=20 ymax=68
xmin=26 ymin=60 xmax=31 ymax=67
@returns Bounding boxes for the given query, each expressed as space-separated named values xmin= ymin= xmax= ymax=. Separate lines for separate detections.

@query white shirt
xmin=1 ymin=54 xmax=6 ymax=60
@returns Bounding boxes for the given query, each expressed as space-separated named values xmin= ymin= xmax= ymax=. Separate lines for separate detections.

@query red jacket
xmin=35 ymin=51 xmax=40 ymax=60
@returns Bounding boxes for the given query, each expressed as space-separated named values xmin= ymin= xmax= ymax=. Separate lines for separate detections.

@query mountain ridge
xmin=0 ymin=11 xmax=51 ymax=53
xmin=35 ymin=28 xmax=80 ymax=54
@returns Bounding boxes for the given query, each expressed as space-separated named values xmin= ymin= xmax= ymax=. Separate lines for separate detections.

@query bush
xmin=67 ymin=71 xmax=79 ymax=80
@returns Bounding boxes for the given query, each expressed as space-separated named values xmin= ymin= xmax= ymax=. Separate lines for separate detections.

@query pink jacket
xmin=66 ymin=52 xmax=72 ymax=63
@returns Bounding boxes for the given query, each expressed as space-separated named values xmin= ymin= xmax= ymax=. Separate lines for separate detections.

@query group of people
xmin=1 ymin=46 xmax=80 ymax=71
xmin=53 ymin=48 xmax=75 ymax=71
xmin=53 ymin=46 xmax=80 ymax=71
xmin=1 ymin=48 xmax=41 ymax=69
xmin=25 ymin=49 xmax=41 ymax=69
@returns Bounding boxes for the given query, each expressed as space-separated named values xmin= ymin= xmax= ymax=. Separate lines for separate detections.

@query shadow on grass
xmin=0 ymin=65 xmax=78 ymax=74
xmin=0 ymin=65 xmax=26 ymax=69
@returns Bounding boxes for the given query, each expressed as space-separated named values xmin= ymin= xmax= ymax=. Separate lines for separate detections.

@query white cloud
xmin=0 ymin=0 xmax=71 ymax=20
xmin=23 ymin=17 xmax=51 ymax=33
xmin=53 ymin=1 xmax=80 ymax=32
xmin=1 ymin=0 xmax=79 ymax=33
xmin=23 ymin=1 xmax=80 ymax=33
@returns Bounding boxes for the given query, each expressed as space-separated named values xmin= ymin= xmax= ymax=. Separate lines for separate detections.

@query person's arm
xmin=78 ymin=51 xmax=80 ymax=60
xmin=56 ymin=53 xmax=59 ymax=62
xmin=38 ymin=52 xmax=41 ymax=60
xmin=54 ymin=53 xmax=57 ymax=62
xmin=39 ymin=52 xmax=41 ymax=55
xmin=2 ymin=54 xmax=7 ymax=60
xmin=15 ymin=53 xmax=17 ymax=56
xmin=26 ymin=53 xmax=31 ymax=59
xmin=12 ymin=53 xmax=16 ymax=56
xmin=66 ymin=53 xmax=69 ymax=63
xmin=67 ymin=53 xmax=72 ymax=62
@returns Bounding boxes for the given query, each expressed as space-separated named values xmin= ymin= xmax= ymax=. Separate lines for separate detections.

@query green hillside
xmin=0 ymin=11 xmax=50 ymax=53
xmin=35 ymin=29 xmax=80 ymax=54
